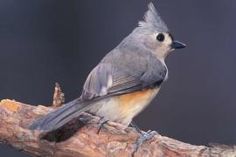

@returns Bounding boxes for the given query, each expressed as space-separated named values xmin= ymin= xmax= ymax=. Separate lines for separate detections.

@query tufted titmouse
xmin=30 ymin=3 xmax=185 ymax=135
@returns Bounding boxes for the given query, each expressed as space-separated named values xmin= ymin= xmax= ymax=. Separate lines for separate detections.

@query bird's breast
xmin=89 ymin=87 xmax=160 ymax=126
xmin=117 ymin=87 xmax=159 ymax=123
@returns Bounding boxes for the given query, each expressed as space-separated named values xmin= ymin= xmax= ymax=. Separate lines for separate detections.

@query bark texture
xmin=0 ymin=99 xmax=236 ymax=157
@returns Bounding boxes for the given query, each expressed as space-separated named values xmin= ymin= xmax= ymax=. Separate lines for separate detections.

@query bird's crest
xmin=139 ymin=2 xmax=168 ymax=32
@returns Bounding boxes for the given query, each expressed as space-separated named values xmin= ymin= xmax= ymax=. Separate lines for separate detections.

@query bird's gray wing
xmin=30 ymin=50 xmax=167 ymax=132
xmin=81 ymin=56 xmax=167 ymax=101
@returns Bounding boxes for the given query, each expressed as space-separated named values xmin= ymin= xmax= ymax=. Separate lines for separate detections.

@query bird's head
xmin=130 ymin=3 xmax=186 ymax=60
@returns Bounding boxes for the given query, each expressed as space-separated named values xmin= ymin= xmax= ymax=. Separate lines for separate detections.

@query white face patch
xmin=150 ymin=32 xmax=173 ymax=60
xmin=155 ymin=32 xmax=172 ymax=48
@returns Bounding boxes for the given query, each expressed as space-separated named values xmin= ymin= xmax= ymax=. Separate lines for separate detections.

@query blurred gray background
xmin=0 ymin=0 xmax=236 ymax=156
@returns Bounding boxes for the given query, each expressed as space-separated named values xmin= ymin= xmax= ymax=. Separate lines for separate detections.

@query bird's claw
xmin=132 ymin=130 xmax=157 ymax=157
xmin=97 ymin=117 xmax=109 ymax=134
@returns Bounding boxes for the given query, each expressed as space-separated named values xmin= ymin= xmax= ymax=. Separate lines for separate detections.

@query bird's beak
xmin=171 ymin=41 xmax=186 ymax=49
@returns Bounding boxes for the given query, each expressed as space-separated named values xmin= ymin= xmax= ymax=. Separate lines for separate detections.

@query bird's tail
xmin=29 ymin=98 xmax=92 ymax=132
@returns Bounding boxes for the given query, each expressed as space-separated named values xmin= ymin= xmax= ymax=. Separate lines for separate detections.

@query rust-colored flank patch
xmin=0 ymin=99 xmax=21 ymax=112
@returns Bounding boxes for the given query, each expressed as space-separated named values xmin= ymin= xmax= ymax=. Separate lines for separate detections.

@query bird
xmin=30 ymin=2 xmax=185 ymax=140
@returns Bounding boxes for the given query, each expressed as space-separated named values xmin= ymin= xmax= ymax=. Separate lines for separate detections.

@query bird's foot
xmin=130 ymin=122 xmax=142 ymax=134
xmin=97 ymin=117 xmax=109 ymax=134
xmin=132 ymin=130 xmax=158 ymax=157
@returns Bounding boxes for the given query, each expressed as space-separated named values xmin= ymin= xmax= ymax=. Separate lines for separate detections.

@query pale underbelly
xmin=88 ymin=87 xmax=160 ymax=126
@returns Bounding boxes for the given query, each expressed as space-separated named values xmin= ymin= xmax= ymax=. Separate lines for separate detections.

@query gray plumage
xmin=139 ymin=3 xmax=168 ymax=32
xmin=29 ymin=2 xmax=185 ymax=132
xmin=30 ymin=44 xmax=167 ymax=131
xmin=82 ymin=48 xmax=167 ymax=100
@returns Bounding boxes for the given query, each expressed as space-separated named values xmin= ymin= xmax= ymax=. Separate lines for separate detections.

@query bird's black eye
xmin=156 ymin=33 xmax=165 ymax=42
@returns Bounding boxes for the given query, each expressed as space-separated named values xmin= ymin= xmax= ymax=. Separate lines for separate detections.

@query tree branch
xmin=0 ymin=86 xmax=235 ymax=157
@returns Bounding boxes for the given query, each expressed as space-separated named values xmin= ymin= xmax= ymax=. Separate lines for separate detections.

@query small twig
xmin=52 ymin=82 xmax=65 ymax=108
